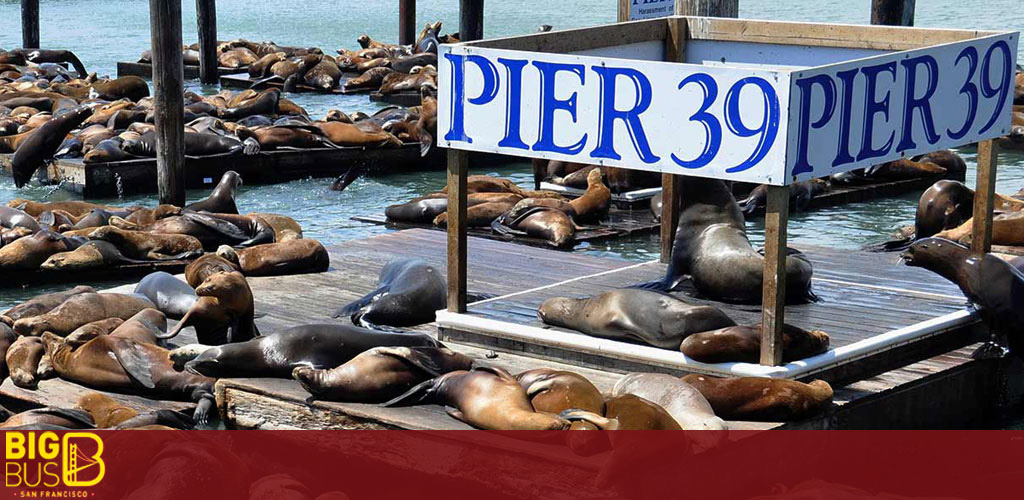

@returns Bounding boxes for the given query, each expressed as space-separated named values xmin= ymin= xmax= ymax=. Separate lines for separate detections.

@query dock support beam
xmin=150 ymin=0 xmax=186 ymax=206
xmin=399 ymin=0 xmax=416 ymax=46
xmin=870 ymin=0 xmax=915 ymax=26
xmin=21 ymin=0 xmax=39 ymax=49
xmin=971 ymin=140 xmax=998 ymax=255
xmin=196 ymin=0 xmax=218 ymax=84
xmin=760 ymin=185 xmax=789 ymax=366
xmin=676 ymin=0 xmax=738 ymax=17
xmin=459 ymin=0 xmax=484 ymax=42
xmin=447 ymin=150 xmax=469 ymax=313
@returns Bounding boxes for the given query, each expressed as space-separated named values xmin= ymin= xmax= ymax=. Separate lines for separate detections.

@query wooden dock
xmin=116 ymin=61 xmax=247 ymax=79
xmin=352 ymin=207 xmax=660 ymax=250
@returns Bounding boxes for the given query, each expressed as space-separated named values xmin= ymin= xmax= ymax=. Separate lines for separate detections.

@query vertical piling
xmin=870 ymin=0 xmax=915 ymax=26
xmin=21 ymin=0 xmax=40 ymax=49
xmin=196 ymin=0 xmax=218 ymax=84
xmin=447 ymin=150 xmax=469 ymax=313
xmin=971 ymin=141 xmax=999 ymax=255
xmin=459 ymin=0 xmax=484 ymax=42
xmin=399 ymin=0 xmax=416 ymax=46
xmin=150 ymin=0 xmax=186 ymax=206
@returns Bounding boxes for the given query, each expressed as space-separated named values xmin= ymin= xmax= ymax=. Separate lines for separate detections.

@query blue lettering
xmin=896 ymin=55 xmax=941 ymax=151
xmin=831 ymin=69 xmax=858 ymax=167
xmin=443 ymin=53 xmax=499 ymax=144
xmin=496 ymin=58 xmax=529 ymax=150
xmin=671 ymin=73 xmax=721 ymax=170
xmin=532 ymin=61 xmax=588 ymax=155
xmin=856 ymin=61 xmax=897 ymax=162
xmin=791 ymin=74 xmax=836 ymax=176
xmin=590 ymin=66 xmax=660 ymax=164
xmin=947 ymin=46 xmax=979 ymax=140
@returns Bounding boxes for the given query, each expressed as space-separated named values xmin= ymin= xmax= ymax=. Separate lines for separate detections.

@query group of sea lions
xmin=139 ymin=38 xmax=321 ymax=73
xmin=336 ymin=22 xmax=451 ymax=96
xmin=0 ymin=391 xmax=193 ymax=430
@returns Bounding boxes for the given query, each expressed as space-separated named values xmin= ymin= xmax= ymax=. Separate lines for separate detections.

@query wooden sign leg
xmin=971 ymin=140 xmax=998 ymax=255
xmin=447 ymin=149 xmax=469 ymax=313
xmin=761 ymin=185 xmax=789 ymax=366
xmin=660 ymin=174 xmax=680 ymax=264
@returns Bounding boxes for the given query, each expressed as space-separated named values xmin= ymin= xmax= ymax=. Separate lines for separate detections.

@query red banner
xmin=3 ymin=430 xmax=1023 ymax=499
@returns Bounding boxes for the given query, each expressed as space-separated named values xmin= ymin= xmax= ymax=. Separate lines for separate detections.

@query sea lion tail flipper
xmin=629 ymin=279 xmax=670 ymax=292
xmin=378 ymin=347 xmax=448 ymax=377
xmin=863 ymin=236 xmax=914 ymax=253
xmin=157 ymin=304 xmax=194 ymax=340
xmin=328 ymin=164 xmax=368 ymax=193
xmin=181 ymin=212 xmax=250 ymax=242
xmin=380 ymin=378 xmax=439 ymax=407
xmin=249 ymin=75 xmax=283 ymax=90
xmin=419 ymin=129 xmax=433 ymax=157
xmin=38 ymin=407 xmax=97 ymax=429
xmin=331 ymin=286 xmax=388 ymax=319
xmin=242 ymin=137 xmax=261 ymax=155
xmin=112 ymin=340 xmax=156 ymax=390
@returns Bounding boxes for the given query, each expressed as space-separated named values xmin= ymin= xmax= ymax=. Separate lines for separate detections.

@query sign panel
xmin=437 ymin=46 xmax=793 ymax=185
xmin=786 ymin=33 xmax=1019 ymax=182
xmin=629 ymin=0 xmax=675 ymax=21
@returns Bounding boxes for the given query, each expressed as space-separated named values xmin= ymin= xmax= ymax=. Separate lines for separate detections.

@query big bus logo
xmin=4 ymin=432 xmax=105 ymax=488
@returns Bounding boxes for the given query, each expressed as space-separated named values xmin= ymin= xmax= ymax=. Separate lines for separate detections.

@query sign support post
xmin=761 ymin=185 xmax=789 ymax=365
xmin=971 ymin=140 xmax=998 ymax=255
xmin=447 ymin=149 xmax=469 ymax=313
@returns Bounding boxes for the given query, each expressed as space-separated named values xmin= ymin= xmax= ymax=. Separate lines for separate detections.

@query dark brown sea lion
xmin=161 ymin=271 xmax=257 ymax=345
xmin=739 ymin=178 xmax=831 ymax=217
xmin=215 ymin=239 xmax=328 ymax=277
xmin=914 ymin=180 xmax=976 ymax=239
xmin=293 ymin=346 xmax=474 ymax=402
xmin=123 ymin=130 xmax=253 ymax=157
xmin=64 ymin=318 xmax=125 ymax=348
xmin=681 ymin=374 xmax=834 ymax=421
xmin=1 ymin=285 xmax=95 ymax=326
xmin=313 ymin=121 xmax=402 ymax=147
xmin=611 ymin=373 xmax=726 ymax=430
xmin=186 ymin=170 xmax=242 ymax=214
xmin=0 ymin=407 xmax=94 ymax=430
xmin=219 ymin=89 xmax=280 ymax=120
xmin=88 ymin=226 xmax=203 ymax=260
xmin=605 ymin=167 xmax=661 ymax=193
xmin=0 ymin=323 xmax=17 ymax=380
xmin=0 ymin=205 xmax=42 ymax=232
xmin=516 ymin=368 xmax=605 ymax=420
xmin=6 ymin=335 xmax=46 ymax=388
xmin=903 ymin=238 xmax=1024 ymax=358
xmin=184 ymin=253 xmax=240 ymax=288
xmin=83 ymin=138 xmax=140 ymax=163
xmin=508 ymin=197 xmax=576 ymax=219
xmin=389 ymin=53 xmax=438 ymax=74
xmin=680 ymin=324 xmax=831 ymax=364
xmin=561 ymin=394 xmax=681 ymax=430
xmin=76 ymin=392 xmax=139 ymax=428
xmin=385 ymin=365 xmax=571 ymax=430
xmin=433 ymin=200 xmax=518 ymax=228
xmin=568 ymin=168 xmax=611 ymax=222
xmin=656 ymin=176 xmax=815 ymax=303
xmin=538 ymin=289 xmax=735 ymax=349
xmin=249 ymin=52 xmax=287 ymax=77
xmin=492 ymin=207 xmax=576 ymax=248
xmin=379 ymin=66 xmax=436 ymax=94
xmin=13 ymin=292 xmax=155 ymax=337
xmin=11 ymin=105 xmax=94 ymax=187
xmin=176 ymin=323 xmax=439 ymax=378
xmin=39 ymin=240 xmax=150 ymax=270
xmin=304 ymin=58 xmax=342 ymax=90
xmin=0 ymin=129 xmax=35 ymax=154
xmin=330 ymin=258 xmax=449 ymax=328
xmin=0 ymin=227 xmax=33 ymax=248
xmin=865 ymin=157 xmax=946 ymax=179
xmin=0 ymin=230 xmax=77 ymax=270
xmin=344 ymin=67 xmax=394 ymax=91
xmin=144 ymin=212 xmax=274 ymax=249
xmin=41 ymin=332 xmax=216 ymax=425
xmin=245 ymin=212 xmax=302 ymax=240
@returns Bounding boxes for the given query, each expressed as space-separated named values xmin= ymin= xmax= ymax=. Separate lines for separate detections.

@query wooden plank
xmin=760 ymin=185 xmax=789 ymax=366
xmin=468 ymin=18 xmax=668 ymax=53
xmin=195 ymin=0 xmax=219 ymax=84
xmin=21 ymin=0 xmax=39 ymax=49
xmin=447 ymin=149 xmax=469 ymax=312
xmin=971 ymin=140 xmax=998 ymax=255
xmin=677 ymin=0 xmax=738 ymax=17
xmin=659 ymin=174 xmax=678 ymax=263
xmin=0 ymin=259 xmax=190 ymax=289
xmin=150 ymin=0 xmax=186 ymax=206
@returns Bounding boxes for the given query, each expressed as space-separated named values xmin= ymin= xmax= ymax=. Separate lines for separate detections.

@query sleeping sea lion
xmin=0 ymin=230 xmax=78 ymax=270
xmin=0 ymin=324 xmax=17 ymax=380
xmin=491 ymin=206 xmax=577 ymax=248
xmin=6 ymin=335 xmax=46 ymax=388
xmin=6 ymin=199 xmax=119 ymax=218
xmin=215 ymin=239 xmax=328 ymax=276
xmin=88 ymin=226 xmax=203 ymax=260
xmin=40 ymin=240 xmax=150 ymax=270
xmin=0 ymin=407 xmax=95 ymax=430
xmin=76 ymin=392 xmax=139 ymax=428
xmin=64 ymin=318 xmax=125 ymax=349
xmin=331 ymin=259 xmax=445 ymax=327
xmin=1 ymin=285 xmax=95 ymax=326
xmin=561 ymin=393 xmax=681 ymax=430
xmin=13 ymin=292 xmax=155 ymax=337
xmin=681 ymin=374 xmax=834 ymax=421
xmin=679 ymin=324 xmax=831 ymax=363
xmin=516 ymin=368 xmax=605 ymax=423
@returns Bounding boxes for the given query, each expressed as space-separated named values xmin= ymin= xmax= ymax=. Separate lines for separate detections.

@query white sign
xmin=630 ymin=0 xmax=674 ymax=21
xmin=438 ymin=33 xmax=1018 ymax=186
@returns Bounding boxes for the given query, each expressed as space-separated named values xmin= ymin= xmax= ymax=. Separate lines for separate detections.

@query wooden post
xmin=447 ymin=149 xmax=469 ymax=312
xmin=676 ymin=0 xmax=739 ymax=17
xmin=659 ymin=16 xmax=687 ymax=263
xmin=399 ymin=0 xmax=416 ymax=46
xmin=150 ymin=0 xmax=186 ymax=206
xmin=196 ymin=0 xmax=218 ymax=84
xmin=760 ymin=185 xmax=789 ymax=366
xmin=459 ymin=0 xmax=484 ymax=42
xmin=870 ymin=0 xmax=915 ymax=26
xmin=21 ymin=0 xmax=39 ymax=49
xmin=971 ymin=140 xmax=998 ymax=255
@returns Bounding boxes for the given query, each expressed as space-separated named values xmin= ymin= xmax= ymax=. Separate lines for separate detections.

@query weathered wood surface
xmin=677 ymin=0 xmax=738 ymax=17
xmin=972 ymin=140 xmax=998 ymax=255
xmin=871 ymin=0 xmax=916 ymax=26
xmin=459 ymin=0 xmax=485 ymax=42
xmin=195 ymin=0 xmax=219 ymax=84
xmin=116 ymin=61 xmax=248 ymax=79
xmin=150 ymin=0 xmax=186 ymax=206
xmin=0 ymin=259 xmax=190 ymax=289
xmin=21 ymin=0 xmax=39 ymax=49
xmin=447 ymin=149 xmax=469 ymax=312
xmin=760 ymin=185 xmax=789 ymax=366
xmin=399 ymin=0 xmax=416 ymax=45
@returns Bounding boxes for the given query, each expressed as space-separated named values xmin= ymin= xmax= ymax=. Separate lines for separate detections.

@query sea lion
xmin=245 ymin=212 xmax=302 ymax=240
xmin=215 ymin=239 xmax=328 ymax=276
xmin=331 ymin=259 xmax=445 ymax=327
xmin=83 ymin=137 xmax=140 ymax=163
xmin=915 ymin=180 xmax=976 ymax=239
xmin=865 ymin=157 xmax=946 ymax=180
xmin=178 ymin=323 xmax=439 ymax=378
xmin=0 ymin=230 xmax=77 ymax=270
xmin=293 ymin=346 xmax=474 ymax=402
xmin=344 ymin=67 xmax=395 ymax=91
xmin=123 ymin=130 xmax=255 ymax=157
xmin=6 ymin=335 xmax=46 ymax=388
xmin=650 ymin=191 xmax=664 ymax=222
xmin=516 ymin=368 xmax=605 ymax=420
xmin=681 ymin=374 xmax=834 ymax=421
xmin=64 ymin=318 xmax=125 ymax=348
xmin=416 ymin=86 xmax=438 ymax=156
xmin=605 ymin=167 xmax=661 ymax=193
xmin=304 ymin=58 xmax=343 ymax=90
xmin=0 ymin=227 xmax=33 ymax=248
xmin=13 ymin=292 xmax=155 ymax=337
xmin=133 ymin=272 xmax=197 ymax=320
xmin=241 ymin=125 xmax=334 ymax=150
xmin=385 ymin=365 xmax=571 ymax=430
xmin=76 ymin=392 xmax=139 ymax=428
xmin=249 ymin=52 xmax=287 ymax=77
xmin=184 ymin=253 xmax=240 ymax=288
xmin=40 ymin=240 xmax=150 ymax=270
xmin=679 ymin=324 xmax=831 ymax=363
xmin=218 ymin=47 xmax=258 ymax=69
xmin=10 ymin=105 xmax=94 ymax=187
xmin=220 ymin=89 xmax=280 ymax=120
xmin=491 ymin=207 xmax=577 ymax=248
xmin=41 ymin=332 xmax=216 ymax=425
xmin=657 ymin=176 xmax=815 ymax=303
xmin=123 ymin=204 xmax=181 ymax=226
xmin=0 ymin=285 xmax=95 ymax=326
xmin=611 ymin=373 xmax=726 ymax=431
xmin=561 ymin=393 xmax=682 ymax=430
xmin=739 ymin=179 xmax=831 ymax=217
xmin=508 ymin=197 xmax=576 ymax=219
xmin=88 ymin=226 xmax=203 ymax=260
xmin=186 ymin=171 xmax=242 ymax=214
xmin=313 ymin=121 xmax=402 ymax=147
xmin=144 ymin=212 xmax=275 ymax=249
xmin=569 ymin=169 xmax=611 ymax=222
xmin=106 ymin=308 xmax=167 ymax=345
xmin=6 ymin=199 xmax=119 ymax=218
xmin=0 ymin=407 xmax=95 ymax=430
xmin=935 ymin=211 xmax=1024 ymax=247
xmin=0 ymin=324 xmax=17 ymax=380
xmin=903 ymin=238 xmax=1024 ymax=358
xmin=433 ymin=200 xmax=519 ymax=228
xmin=161 ymin=271 xmax=257 ymax=345
xmin=89 ymin=76 xmax=150 ymax=101
xmin=0 ymin=205 xmax=42 ymax=232
xmin=538 ymin=289 xmax=736 ymax=349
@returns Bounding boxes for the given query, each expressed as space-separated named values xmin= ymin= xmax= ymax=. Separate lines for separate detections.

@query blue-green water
xmin=0 ymin=0 xmax=1023 ymax=308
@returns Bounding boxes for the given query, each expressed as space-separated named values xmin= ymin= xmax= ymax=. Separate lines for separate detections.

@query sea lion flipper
xmin=112 ymin=340 xmax=156 ymax=390
xmin=181 ymin=212 xmax=250 ymax=242
xmin=380 ymin=377 xmax=438 ymax=407
xmin=465 ymin=291 xmax=496 ymax=303
xmin=445 ymin=407 xmax=468 ymax=424
xmin=377 ymin=347 xmax=447 ymax=377
xmin=469 ymin=364 xmax=515 ymax=383
xmin=332 ymin=285 xmax=388 ymax=319
xmin=38 ymin=407 xmax=96 ymax=429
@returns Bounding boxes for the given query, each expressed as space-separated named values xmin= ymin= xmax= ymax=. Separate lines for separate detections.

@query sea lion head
xmin=536 ymin=296 xmax=584 ymax=326
xmin=184 ymin=346 xmax=226 ymax=377
xmin=357 ymin=35 xmax=372 ymax=49
xmin=39 ymin=244 xmax=100 ymax=270
xmin=901 ymin=237 xmax=970 ymax=269
xmin=215 ymin=245 xmax=240 ymax=265
xmin=586 ymin=167 xmax=603 ymax=187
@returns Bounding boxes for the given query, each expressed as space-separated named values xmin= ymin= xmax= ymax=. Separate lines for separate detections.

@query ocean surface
xmin=0 ymin=0 xmax=1022 ymax=308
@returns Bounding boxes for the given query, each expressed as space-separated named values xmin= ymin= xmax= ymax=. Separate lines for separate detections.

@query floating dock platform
xmin=116 ymin=61 xmax=247 ymax=79
xmin=219 ymin=73 xmax=365 ymax=94
xmin=370 ymin=91 xmax=422 ymax=107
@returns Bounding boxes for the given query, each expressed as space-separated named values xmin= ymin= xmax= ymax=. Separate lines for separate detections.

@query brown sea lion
xmin=516 ymin=368 xmax=605 ymax=422
xmin=538 ymin=289 xmax=735 ymax=350
xmin=415 ymin=86 xmax=438 ymax=156
xmin=39 ymin=240 xmax=148 ymax=270
xmin=0 ymin=129 xmax=35 ymax=154
xmin=186 ymin=170 xmax=242 ymax=214
xmin=215 ymin=239 xmax=329 ymax=276
xmin=7 ymin=199 xmax=121 ymax=218
xmin=11 ymin=106 xmax=94 ymax=186
xmin=64 ymin=318 xmax=126 ymax=348
xmin=343 ymin=67 xmax=395 ymax=91
xmin=0 ymin=407 xmax=95 ymax=430
xmin=492 ymin=207 xmax=577 ymax=248
xmin=218 ymin=47 xmax=258 ymax=69
xmin=249 ymin=52 xmax=287 ymax=77
xmin=0 ymin=323 xmax=17 ymax=380
xmin=242 ymin=125 xmax=334 ymax=150
xmin=6 ymin=335 xmax=46 ymax=388
xmin=304 ymin=58 xmax=343 ymax=90
xmin=41 ymin=332 xmax=216 ymax=425
xmin=552 ymin=164 xmax=601 ymax=188
xmin=89 ymin=76 xmax=150 ymax=101
xmin=184 ymin=253 xmax=240 ymax=288
xmin=293 ymin=346 xmax=474 ymax=402
xmin=0 ymin=230 xmax=77 ymax=270
xmin=433 ymin=200 xmax=518 ymax=227
xmin=611 ymin=373 xmax=726 ymax=431
xmin=88 ymin=226 xmax=203 ymax=260
xmin=605 ymin=167 xmax=661 ymax=193
xmin=562 ymin=394 xmax=681 ymax=430
xmin=681 ymin=374 xmax=834 ymax=421
xmin=1 ymin=285 xmax=95 ymax=326
xmin=245 ymin=213 xmax=302 ymax=240
xmin=13 ymin=292 xmax=155 ymax=337
xmin=442 ymin=175 xmax=525 ymax=195
xmin=313 ymin=121 xmax=402 ymax=147
xmin=385 ymin=365 xmax=571 ymax=430
xmin=680 ymin=324 xmax=831 ymax=364
xmin=220 ymin=89 xmax=280 ymax=121
xmin=935 ymin=210 xmax=1024 ymax=247
xmin=568 ymin=168 xmax=611 ymax=222
xmin=0 ymin=227 xmax=33 ymax=248
xmin=124 ymin=205 xmax=181 ymax=226
xmin=76 ymin=392 xmax=139 ymax=428
xmin=508 ymin=197 xmax=576 ymax=219
xmin=914 ymin=180 xmax=976 ymax=239
xmin=107 ymin=309 xmax=167 ymax=345
xmin=739 ymin=178 xmax=831 ymax=217
xmin=160 ymin=271 xmax=257 ymax=345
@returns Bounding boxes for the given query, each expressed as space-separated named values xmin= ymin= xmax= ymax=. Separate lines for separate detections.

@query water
xmin=0 ymin=0 xmax=1023 ymax=309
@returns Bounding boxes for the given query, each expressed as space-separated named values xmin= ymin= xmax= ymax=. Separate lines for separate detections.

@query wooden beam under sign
xmin=659 ymin=15 xmax=687 ymax=264
xmin=399 ymin=0 xmax=416 ymax=46
xmin=971 ymin=140 xmax=998 ymax=255
xmin=447 ymin=149 xmax=469 ymax=313
xmin=760 ymin=184 xmax=789 ymax=366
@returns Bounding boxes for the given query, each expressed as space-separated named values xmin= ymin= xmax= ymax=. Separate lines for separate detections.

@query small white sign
xmin=629 ymin=0 xmax=674 ymax=21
